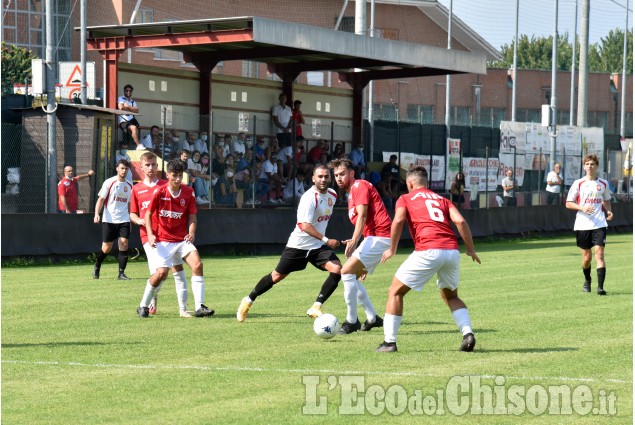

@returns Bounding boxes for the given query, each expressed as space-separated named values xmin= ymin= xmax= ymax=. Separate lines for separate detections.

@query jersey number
xmin=425 ymin=200 xmax=444 ymax=222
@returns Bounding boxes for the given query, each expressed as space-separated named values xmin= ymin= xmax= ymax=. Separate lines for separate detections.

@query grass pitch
xmin=2 ymin=234 xmax=632 ymax=424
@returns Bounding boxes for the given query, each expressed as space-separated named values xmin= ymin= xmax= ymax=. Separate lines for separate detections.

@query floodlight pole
xmin=511 ymin=0 xmax=519 ymax=122
xmin=569 ymin=0 xmax=577 ymax=126
xmin=45 ymin=0 xmax=58 ymax=213
xmin=549 ymin=0 xmax=559 ymax=172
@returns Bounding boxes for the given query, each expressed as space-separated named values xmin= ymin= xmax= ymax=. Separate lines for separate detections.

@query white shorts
xmin=150 ymin=241 xmax=197 ymax=270
xmin=395 ymin=249 xmax=460 ymax=292
xmin=352 ymin=236 xmax=390 ymax=275
xmin=143 ymin=242 xmax=184 ymax=274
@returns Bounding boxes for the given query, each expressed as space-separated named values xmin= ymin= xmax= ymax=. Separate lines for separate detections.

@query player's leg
xmin=116 ymin=223 xmax=131 ymax=280
xmin=307 ymin=250 xmax=341 ymax=318
xmin=138 ymin=266 xmax=169 ymax=318
xmin=594 ymin=245 xmax=607 ymax=295
xmin=182 ymin=246 xmax=214 ymax=317
xmin=376 ymin=277 xmax=410 ymax=352
xmin=339 ymin=257 xmax=365 ymax=333
xmin=171 ymin=264 xmax=190 ymax=317
xmin=94 ymin=222 xmax=116 ymax=279
xmin=576 ymin=231 xmax=593 ymax=292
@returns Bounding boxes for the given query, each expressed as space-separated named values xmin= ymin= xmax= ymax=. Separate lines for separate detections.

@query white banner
xmin=463 ymin=157 xmax=501 ymax=192
xmin=382 ymin=152 xmax=446 ymax=190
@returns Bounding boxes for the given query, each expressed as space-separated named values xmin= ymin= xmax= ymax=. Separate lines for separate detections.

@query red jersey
xmin=396 ymin=188 xmax=458 ymax=251
xmin=57 ymin=177 xmax=79 ymax=211
xmin=347 ymin=179 xmax=391 ymax=238
xmin=292 ymin=109 xmax=303 ymax=137
xmin=147 ymin=184 xmax=197 ymax=242
xmin=130 ymin=179 xmax=167 ymax=244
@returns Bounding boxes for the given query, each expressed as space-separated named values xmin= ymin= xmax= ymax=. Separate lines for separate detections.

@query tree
xmin=1 ymin=42 xmax=36 ymax=95
xmin=490 ymin=33 xmax=573 ymax=71
xmin=588 ymin=29 xmax=633 ymax=74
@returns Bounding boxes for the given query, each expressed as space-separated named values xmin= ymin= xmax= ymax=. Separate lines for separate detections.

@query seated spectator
xmin=278 ymin=141 xmax=294 ymax=179
xmin=374 ymin=172 xmax=395 ymax=211
xmin=232 ymin=132 xmax=247 ymax=157
xmin=214 ymin=154 xmax=242 ymax=208
xmin=254 ymin=137 xmax=267 ymax=163
xmin=140 ymin=125 xmax=160 ymax=150
xmin=182 ymin=132 xmax=198 ymax=154
xmin=332 ymin=143 xmax=346 ymax=160
xmin=307 ymin=139 xmax=326 ymax=165
xmin=193 ymin=152 xmax=215 ymax=204
xmin=260 ymin=149 xmax=285 ymax=204
xmin=220 ymin=134 xmax=232 ymax=158
xmin=381 ymin=154 xmax=402 ymax=196
xmin=193 ymin=131 xmax=209 ymax=154
xmin=284 ymin=170 xmax=306 ymax=204
xmin=349 ymin=141 xmax=367 ymax=179
xmin=158 ymin=131 xmax=180 ymax=159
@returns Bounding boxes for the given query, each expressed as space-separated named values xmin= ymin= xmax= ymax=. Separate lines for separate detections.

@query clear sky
xmin=436 ymin=0 xmax=632 ymax=51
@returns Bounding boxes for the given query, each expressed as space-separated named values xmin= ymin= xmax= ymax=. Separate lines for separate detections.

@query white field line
xmin=2 ymin=360 xmax=631 ymax=385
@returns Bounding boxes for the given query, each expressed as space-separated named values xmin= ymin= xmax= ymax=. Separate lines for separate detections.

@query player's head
xmin=329 ymin=158 xmax=355 ymax=191
xmin=582 ymin=154 xmax=599 ymax=167
xmin=312 ymin=164 xmax=331 ymax=193
xmin=582 ymin=154 xmax=599 ymax=177
xmin=140 ymin=152 xmax=158 ymax=179
xmin=115 ymin=159 xmax=130 ymax=179
xmin=406 ymin=166 xmax=428 ymax=191
xmin=166 ymin=159 xmax=184 ymax=186
xmin=63 ymin=165 xmax=74 ymax=178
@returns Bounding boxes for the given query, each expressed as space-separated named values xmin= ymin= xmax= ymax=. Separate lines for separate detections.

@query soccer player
xmin=236 ymin=164 xmax=342 ymax=322
xmin=566 ymin=154 xmax=613 ymax=295
xmin=136 ymin=159 xmax=214 ymax=318
xmin=330 ymin=158 xmax=390 ymax=334
xmin=93 ymin=159 xmax=133 ymax=280
xmin=376 ymin=166 xmax=481 ymax=353
xmin=129 ymin=151 xmax=191 ymax=317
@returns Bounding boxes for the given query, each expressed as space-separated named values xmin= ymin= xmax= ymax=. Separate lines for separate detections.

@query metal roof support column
xmin=187 ymin=55 xmax=219 ymax=133
xmin=87 ymin=36 xmax=126 ymax=108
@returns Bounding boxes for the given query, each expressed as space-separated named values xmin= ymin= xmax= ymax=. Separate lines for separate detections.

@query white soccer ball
xmin=313 ymin=313 xmax=340 ymax=339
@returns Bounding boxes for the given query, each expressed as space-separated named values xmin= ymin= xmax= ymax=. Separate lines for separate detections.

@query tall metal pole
xmin=577 ymin=0 xmax=590 ymax=127
xmin=445 ymin=0 xmax=453 ymax=135
xmin=80 ymin=0 xmax=87 ymax=104
xmin=620 ymin=0 xmax=629 ymax=140
xmin=45 ymin=0 xmax=57 ymax=213
xmin=368 ymin=0 xmax=375 ymax=161
xmin=549 ymin=0 xmax=559 ymax=172
xmin=511 ymin=0 xmax=519 ymax=121
xmin=569 ymin=0 xmax=577 ymax=125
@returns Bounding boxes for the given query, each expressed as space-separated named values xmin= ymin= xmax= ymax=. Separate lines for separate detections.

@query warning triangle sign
xmin=65 ymin=65 xmax=83 ymax=87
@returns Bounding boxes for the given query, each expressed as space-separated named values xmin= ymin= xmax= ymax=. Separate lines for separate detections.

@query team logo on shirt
xmin=328 ymin=198 xmax=333 ymax=207
xmin=141 ymin=201 xmax=150 ymax=210
xmin=123 ymin=186 xmax=128 ymax=192
xmin=159 ymin=210 xmax=183 ymax=219
xmin=180 ymin=199 xmax=186 ymax=207
xmin=596 ymin=184 xmax=602 ymax=191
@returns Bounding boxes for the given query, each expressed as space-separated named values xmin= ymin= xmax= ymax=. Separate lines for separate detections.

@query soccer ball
xmin=313 ymin=313 xmax=340 ymax=339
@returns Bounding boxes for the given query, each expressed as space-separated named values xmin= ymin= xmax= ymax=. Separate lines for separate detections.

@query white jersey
xmin=286 ymin=186 xmax=337 ymax=250
xmin=98 ymin=176 xmax=132 ymax=223
xmin=566 ymin=176 xmax=611 ymax=230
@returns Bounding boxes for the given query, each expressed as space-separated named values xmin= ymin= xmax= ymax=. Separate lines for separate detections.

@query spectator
xmin=57 ymin=165 xmax=94 ymax=213
xmin=158 ymin=131 xmax=180 ymax=160
xmin=179 ymin=150 xmax=191 ymax=184
xmin=254 ymin=137 xmax=266 ymax=163
xmin=307 ymin=139 xmax=326 ymax=165
xmin=140 ymin=125 xmax=160 ymax=150
xmin=182 ymin=132 xmax=198 ymax=153
xmin=292 ymin=99 xmax=305 ymax=138
xmin=117 ymin=84 xmax=141 ymax=147
xmin=349 ymin=141 xmax=367 ymax=179
xmin=450 ymin=172 xmax=466 ymax=208
xmin=272 ymin=93 xmax=293 ymax=147
xmin=332 ymin=143 xmax=346 ymax=160
xmin=115 ymin=141 xmax=134 ymax=184
xmin=262 ymin=149 xmax=285 ymax=204
xmin=232 ymin=132 xmax=247 ymax=157
xmin=546 ymin=162 xmax=563 ymax=205
xmin=284 ymin=170 xmax=306 ymax=204
xmin=219 ymin=134 xmax=232 ymax=158
xmin=278 ymin=140 xmax=294 ymax=179
xmin=192 ymin=151 xmax=213 ymax=205
xmin=197 ymin=132 xmax=210 ymax=153
xmin=214 ymin=154 xmax=242 ymax=208
xmin=501 ymin=168 xmax=517 ymax=207
xmin=375 ymin=173 xmax=394 ymax=211
xmin=381 ymin=154 xmax=402 ymax=197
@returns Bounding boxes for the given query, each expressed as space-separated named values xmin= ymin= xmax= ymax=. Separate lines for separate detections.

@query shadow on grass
xmin=2 ymin=341 xmax=117 ymax=348
xmin=478 ymin=347 xmax=579 ymax=354
xmin=403 ymin=328 xmax=497 ymax=335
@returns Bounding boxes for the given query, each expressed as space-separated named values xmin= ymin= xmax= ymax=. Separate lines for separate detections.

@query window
xmin=241 ymin=61 xmax=259 ymax=78
xmin=407 ymin=105 xmax=435 ymax=124
xmin=452 ymin=107 xmax=471 ymax=126
xmin=588 ymin=111 xmax=609 ymax=131
xmin=307 ymin=72 xmax=324 ymax=86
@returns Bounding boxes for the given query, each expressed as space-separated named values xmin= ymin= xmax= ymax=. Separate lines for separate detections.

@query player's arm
xmin=298 ymin=222 xmax=340 ymax=249
xmin=344 ymin=204 xmax=368 ymax=258
xmin=449 ymin=205 xmax=481 ymax=264
xmin=602 ymin=200 xmax=614 ymax=221
xmin=381 ymin=205 xmax=406 ymax=263
xmin=93 ymin=197 xmax=105 ymax=223
xmin=144 ymin=208 xmax=156 ymax=247
xmin=185 ymin=214 xmax=197 ymax=243
xmin=76 ymin=170 xmax=94 ymax=181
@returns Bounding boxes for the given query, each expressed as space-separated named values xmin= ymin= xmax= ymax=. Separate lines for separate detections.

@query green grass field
xmin=2 ymin=234 xmax=632 ymax=424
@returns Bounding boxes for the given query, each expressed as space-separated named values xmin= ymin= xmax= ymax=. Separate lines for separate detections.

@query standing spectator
xmin=501 ymin=168 xmax=517 ymax=207
xmin=140 ymin=125 xmax=160 ymax=150
xmin=565 ymin=154 xmax=614 ymax=295
xmin=546 ymin=162 xmax=563 ymax=205
xmin=450 ymin=172 xmax=466 ymax=208
xmin=137 ymin=159 xmax=215 ymax=318
xmin=376 ymin=166 xmax=481 ymax=353
xmin=349 ymin=142 xmax=367 ymax=179
xmin=272 ymin=93 xmax=293 ymax=147
xmin=92 ymin=159 xmax=133 ymax=280
xmin=115 ymin=141 xmax=133 ymax=184
xmin=236 ymin=164 xmax=342 ymax=322
xmin=292 ymin=99 xmax=305 ymax=138
xmin=381 ymin=154 xmax=402 ymax=198
xmin=129 ymin=151 xmax=191 ymax=318
xmin=117 ymin=84 xmax=141 ymax=147
xmin=330 ymin=158 xmax=390 ymax=334
xmin=57 ymin=165 xmax=94 ymax=214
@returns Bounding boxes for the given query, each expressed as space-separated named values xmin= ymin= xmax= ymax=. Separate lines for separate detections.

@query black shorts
xmin=120 ymin=117 xmax=140 ymax=131
xmin=102 ymin=222 xmax=131 ymax=243
xmin=575 ymin=228 xmax=607 ymax=250
xmin=274 ymin=246 xmax=339 ymax=275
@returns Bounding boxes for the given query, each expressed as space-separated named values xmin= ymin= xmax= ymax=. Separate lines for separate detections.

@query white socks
xmin=341 ymin=273 xmax=358 ymax=323
xmin=140 ymin=280 xmax=158 ymax=308
xmin=356 ymin=282 xmax=377 ymax=322
xmin=191 ymin=275 xmax=205 ymax=311
xmin=173 ymin=270 xmax=188 ymax=311
xmin=383 ymin=313 xmax=403 ymax=343
xmin=452 ymin=308 xmax=473 ymax=336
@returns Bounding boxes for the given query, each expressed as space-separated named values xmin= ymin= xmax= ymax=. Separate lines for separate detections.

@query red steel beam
xmin=87 ymin=29 xmax=253 ymax=51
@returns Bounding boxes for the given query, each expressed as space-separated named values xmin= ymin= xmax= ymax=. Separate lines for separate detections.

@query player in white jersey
xmin=566 ymin=154 xmax=614 ymax=295
xmin=237 ymin=164 xmax=342 ymax=322
xmin=93 ymin=159 xmax=133 ymax=280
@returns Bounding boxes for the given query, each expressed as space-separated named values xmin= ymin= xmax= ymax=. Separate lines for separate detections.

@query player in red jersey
xmin=330 ymin=158 xmax=392 ymax=334
xmin=376 ymin=166 xmax=481 ymax=353
xmin=136 ymin=159 xmax=214 ymax=318
xmin=130 ymin=152 xmax=190 ymax=317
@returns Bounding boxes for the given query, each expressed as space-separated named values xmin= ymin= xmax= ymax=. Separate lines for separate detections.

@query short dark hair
xmin=390 ymin=154 xmax=398 ymax=161
xmin=294 ymin=100 xmax=302 ymax=105
xmin=407 ymin=166 xmax=428 ymax=184
xmin=116 ymin=159 xmax=130 ymax=169
xmin=167 ymin=159 xmax=184 ymax=173
xmin=329 ymin=158 xmax=354 ymax=171
xmin=123 ymin=84 xmax=133 ymax=92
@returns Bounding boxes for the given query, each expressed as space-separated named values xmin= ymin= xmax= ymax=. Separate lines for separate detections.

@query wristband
xmin=321 ymin=236 xmax=329 ymax=244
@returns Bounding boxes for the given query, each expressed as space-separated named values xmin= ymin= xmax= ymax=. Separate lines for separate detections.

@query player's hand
xmin=93 ymin=214 xmax=100 ymax=224
xmin=185 ymin=233 xmax=195 ymax=244
xmin=326 ymin=239 xmax=340 ymax=249
xmin=381 ymin=249 xmax=395 ymax=264
xmin=137 ymin=218 xmax=145 ymax=227
xmin=148 ymin=235 xmax=156 ymax=248
xmin=606 ymin=210 xmax=614 ymax=221
xmin=358 ymin=273 xmax=367 ymax=282
xmin=466 ymin=249 xmax=481 ymax=264
xmin=344 ymin=240 xmax=356 ymax=258
xmin=583 ymin=205 xmax=595 ymax=214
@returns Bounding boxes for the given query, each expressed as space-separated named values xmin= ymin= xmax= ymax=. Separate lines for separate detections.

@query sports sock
xmin=191 ymin=275 xmax=205 ymax=311
xmin=95 ymin=250 xmax=107 ymax=266
xmin=249 ymin=273 xmax=275 ymax=301
xmin=118 ymin=251 xmax=128 ymax=274
xmin=140 ymin=280 xmax=157 ymax=308
xmin=173 ymin=270 xmax=188 ymax=311
xmin=583 ymin=266 xmax=592 ymax=282
xmin=452 ymin=308 xmax=473 ymax=336
xmin=383 ymin=313 xmax=403 ymax=343
xmin=341 ymin=273 xmax=358 ymax=323
xmin=315 ymin=273 xmax=340 ymax=304
xmin=356 ymin=281 xmax=377 ymax=322
xmin=597 ymin=267 xmax=606 ymax=289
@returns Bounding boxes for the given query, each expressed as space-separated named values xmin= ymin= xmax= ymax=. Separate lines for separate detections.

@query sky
xmin=436 ymin=0 xmax=632 ymax=51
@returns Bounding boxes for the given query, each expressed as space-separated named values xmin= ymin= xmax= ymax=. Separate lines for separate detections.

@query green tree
xmin=490 ymin=33 xmax=573 ymax=70
xmin=1 ymin=42 xmax=35 ymax=95
xmin=588 ymin=29 xmax=633 ymax=74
